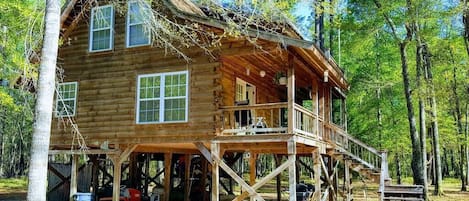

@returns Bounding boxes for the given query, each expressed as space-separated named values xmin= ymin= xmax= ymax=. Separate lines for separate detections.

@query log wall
xmin=51 ymin=8 xmax=220 ymax=146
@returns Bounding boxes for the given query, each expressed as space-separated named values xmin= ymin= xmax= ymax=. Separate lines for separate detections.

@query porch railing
xmin=293 ymin=103 xmax=321 ymax=139
xmin=219 ymin=102 xmax=385 ymax=170
xmin=219 ymin=103 xmax=288 ymax=135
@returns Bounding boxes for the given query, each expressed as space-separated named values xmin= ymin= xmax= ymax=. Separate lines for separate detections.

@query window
xmin=127 ymin=1 xmax=150 ymax=47
xmin=90 ymin=5 xmax=114 ymax=52
xmin=235 ymin=78 xmax=247 ymax=102
xmin=137 ymin=71 xmax=188 ymax=124
xmin=56 ymin=82 xmax=78 ymax=117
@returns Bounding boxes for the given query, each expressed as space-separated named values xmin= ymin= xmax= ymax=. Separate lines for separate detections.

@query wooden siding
xmin=51 ymin=7 xmax=220 ymax=146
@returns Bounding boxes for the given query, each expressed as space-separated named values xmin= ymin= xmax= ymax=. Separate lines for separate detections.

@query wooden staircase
xmin=326 ymin=130 xmax=425 ymax=201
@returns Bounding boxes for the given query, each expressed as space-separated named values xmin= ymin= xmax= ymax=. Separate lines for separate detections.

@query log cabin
xmin=50 ymin=0 xmax=394 ymax=201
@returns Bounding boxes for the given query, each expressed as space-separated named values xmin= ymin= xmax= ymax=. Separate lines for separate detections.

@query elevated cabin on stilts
xmin=51 ymin=0 xmax=391 ymax=201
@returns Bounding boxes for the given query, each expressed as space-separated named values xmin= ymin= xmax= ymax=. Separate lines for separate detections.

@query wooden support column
xmin=287 ymin=53 xmax=295 ymax=134
xmin=344 ymin=160 xmax=351 ymax=201
xmin=201 ymin=156 xmax=208 ymax=201
xmin=164 ymin=153 xmax=172 ymax=201
xmin=249 ymin=152 xmax=257 ymax=201
xmin=184 ymin=154 xmax=191 ymax=201
xmin=211 ymin=142 xmax=220 ymax=201
xmin=275 ymin=155 xmax=282 ymax=201
xmin=313 ymin=151 xmax=322 ymax=200
xmin=288 ymin=139 xmax=297 ymax=201
xmin=69 ymin=155 xmax=79 ymax=201
xmin=111 ymin=155 xmax=122 ymax=201
xmin=89 ymin=155 xmax=99 ymax=200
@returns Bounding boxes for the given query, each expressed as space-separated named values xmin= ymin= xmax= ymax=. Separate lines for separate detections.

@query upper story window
xmin=127 ymin=1 xmax=150 ymax=47
xmin=90 ymin=5 xmax=114 ymax=52
xmin=56 ymin=82 xmax=78 ymax=117
xmin=137 ymin=71 xmax=188 ymax=124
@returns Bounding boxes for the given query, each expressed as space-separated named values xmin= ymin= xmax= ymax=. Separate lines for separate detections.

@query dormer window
xmin=89 ymin=5 xmax=114 ymax=52
xmin=126 ymin=1 xmax=150 ymax=47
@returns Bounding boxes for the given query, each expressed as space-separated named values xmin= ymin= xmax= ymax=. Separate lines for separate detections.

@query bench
xmin=382 ymin=185 xmax=424 ymax=201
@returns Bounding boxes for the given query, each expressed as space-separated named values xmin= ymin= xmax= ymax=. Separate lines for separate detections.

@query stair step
xmin=383 ymin=197 xmax=424 ymax=201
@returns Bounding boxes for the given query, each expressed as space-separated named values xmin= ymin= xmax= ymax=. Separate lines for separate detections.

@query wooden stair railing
xmin=324 ymin=124 xmax=391 ymax=201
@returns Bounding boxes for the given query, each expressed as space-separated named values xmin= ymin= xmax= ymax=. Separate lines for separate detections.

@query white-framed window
xmin=56 ymin=82 xmax=78 ymax=117
xmin=235 ymin=78 xmax=247 ymax=102
xmin=136 ymin=71 xmax=189 ymax=124
xmin=126 ymin=1 xmax=151 ymax=47
xmin=89 ymin=5 xmax=114 ymax=52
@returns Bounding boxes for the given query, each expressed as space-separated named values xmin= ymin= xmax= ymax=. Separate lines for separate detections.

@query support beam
xmin=249 ymin=152 xmax=258 ymax=201
xmin=110 ymin=155 xmax=122 ymax=201
xmin=211 ymin=143 xmax=220 ymax=201
xmin=313 ymin=152 xmax=322 ymax=200
xmin=234 ymin=157 xmax=295 ymax=201
xmin=275 ymin=155 xmax=282 ymax=201
xmin=344 ymin=160 xmax=351 ymax=201
xmin=69 ymin=155 xmax=78 ymax=201
xmin=164 ymin=153 xmax=172 ymax=201
xmin=201 ymin=157 xmax=208 ymax=201
xmin=184 ymin=154 xmax=191 ymax=201
xmin=212 ymin=154 xmax=264 ymax=201
xmin=194 ymin=142 xmax=212 ymax=164
xmin=288 ymin=139 xmax=297 ymax=201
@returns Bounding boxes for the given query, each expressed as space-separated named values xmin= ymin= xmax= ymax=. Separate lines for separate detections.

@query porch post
xmin=211 ymin=142 xmax=220 ymax=201
xmin=287 ymin=53 xmax=295 ymax=134
xmin=288 ymin=139 xmax=297 ymax=201
xmin=69 ymin=155 xmax=79 ymax=201
xmin=164 ymin=153 xmax=172 ymax=201
xmin=184 ymin=154 xmax=191 ymax=201
xmin=249 ymin=152 xmax=257 ymax=201
xmin=313 ymin=150 xmax=322 ymax=200
xmin=345 ymin=159 xmax=351 ymax=201
xmin=110 ymin=155 xmax=122 ymax=201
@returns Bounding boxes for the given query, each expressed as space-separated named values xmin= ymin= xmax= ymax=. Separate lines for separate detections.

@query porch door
xmin=235 ymin=78 xmax=256 ymax=105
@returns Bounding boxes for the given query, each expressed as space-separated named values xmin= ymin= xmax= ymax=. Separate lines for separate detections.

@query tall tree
xmin=373 ymin=0 xmax=425 ymax=186
xmin=26 ymin=0 xmax=60 ymax=200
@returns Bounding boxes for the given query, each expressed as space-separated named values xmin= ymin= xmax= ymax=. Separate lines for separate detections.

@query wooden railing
xmin=325 ymin=123 xmax=382 ymax=170
xmin=219 ymin=103 xmax=288 ymax=135
xmin=292 ymin=104 xmax=321 ymax=139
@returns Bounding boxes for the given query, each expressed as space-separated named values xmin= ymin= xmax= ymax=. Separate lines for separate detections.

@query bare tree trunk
xmin=443 ymin=148 xmax=449 ymax=177
xmin=416 ymin=39 xmax=428 ymax=198
xmin=462 ymin=0 xmax=469 ymax=56
xmin=449 ymin=46 xmax=467 ymax=191
xmin=315 ymin=0 xmax=325 ymax=51
xmin=26 ymin=0 xmax=60 ymax=200
xmin=420 ymin=42 xmax=442 ymax=195
xmin=396 ymin=153 xmax=402 ymax=184
xmin=400 ymin=41 xmax=424 ymax=185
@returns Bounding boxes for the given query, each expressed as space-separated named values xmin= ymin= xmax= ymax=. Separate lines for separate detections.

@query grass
xmin=0 ymin=177 xmax=27 ymax=193
xmin=1 ymin=177 xmax=469 ymax=201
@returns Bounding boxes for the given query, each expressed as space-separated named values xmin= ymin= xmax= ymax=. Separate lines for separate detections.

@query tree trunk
xmin=26 ymin=0 xmax=60 ymax=200
xmin=443 ymin=148 xmax=449 ymax=177
xmin=399 ymin=41 xmax=424 ymax=185
xmin=416 ymin=40 xmax=428 ymax=198
xmin=449 ymin=46 xmax=467 ymax=191
xmin=315 ymin=0 xmax=325 ymax=51
xmin=420 ymin=42 xmax=442 ymax=195
xmin=462 ymin=0 xmax=469 ymax=56
xmin=396 ymin=153 xmax=402 ymax=184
